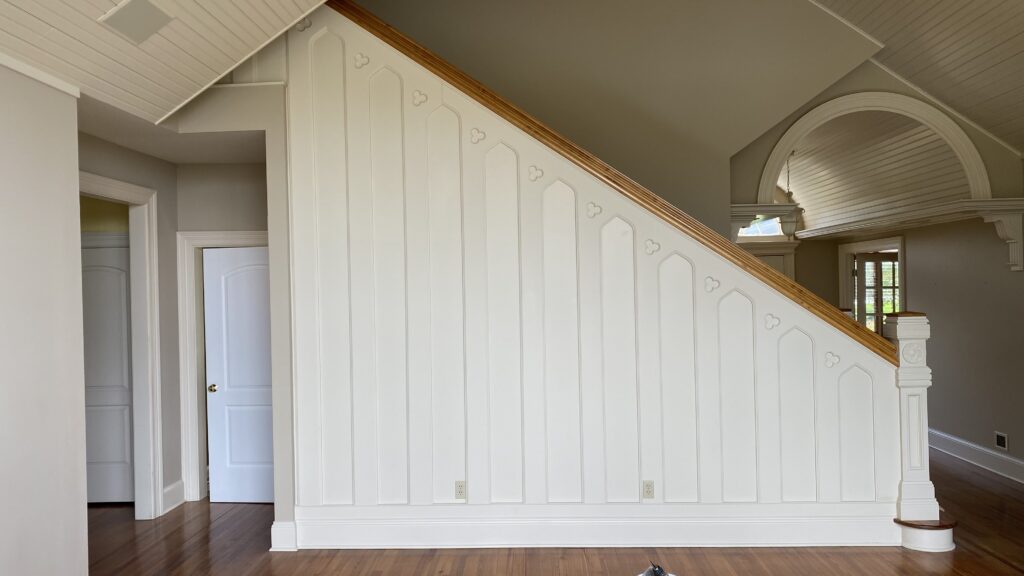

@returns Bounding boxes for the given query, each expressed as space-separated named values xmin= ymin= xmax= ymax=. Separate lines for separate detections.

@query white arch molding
xmin=758 ymin=92 xmax=991 ymax=205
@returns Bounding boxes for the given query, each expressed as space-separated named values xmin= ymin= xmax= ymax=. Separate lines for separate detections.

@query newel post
xmin=883 ymin=312 xmax=940 ymax=521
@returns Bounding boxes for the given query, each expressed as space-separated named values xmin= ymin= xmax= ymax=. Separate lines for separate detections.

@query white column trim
xmin=177 ymin=231 xmax=270 ymax=502
xmin=882 ymin=314 xmax=939 ymax=522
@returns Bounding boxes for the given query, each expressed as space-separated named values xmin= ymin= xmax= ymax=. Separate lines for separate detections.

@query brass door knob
xmin=208 ymin=383 xmax=218 ymax=393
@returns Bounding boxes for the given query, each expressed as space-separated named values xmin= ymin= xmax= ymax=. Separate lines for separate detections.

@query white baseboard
xmin=930 ymin=428 xmax=1024 ymax=484
xmin=271 ymin=521 xmax=298 ymax=552
xmin=162 ymin=480 xmax=185 ymax=514
xmin=294 ymin=517 xmax=900 ymax=549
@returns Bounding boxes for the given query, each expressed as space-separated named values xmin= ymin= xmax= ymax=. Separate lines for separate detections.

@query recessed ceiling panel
xmin=100 ymin=0 xmax=171 ymax=44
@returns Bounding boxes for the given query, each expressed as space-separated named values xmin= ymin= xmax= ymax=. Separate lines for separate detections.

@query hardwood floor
xmin=88 ymin=449 xmax=1024 ymax=575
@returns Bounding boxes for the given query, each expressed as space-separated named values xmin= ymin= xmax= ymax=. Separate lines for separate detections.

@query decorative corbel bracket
xmin=982 ymin=212 xmax=1023 ymax=271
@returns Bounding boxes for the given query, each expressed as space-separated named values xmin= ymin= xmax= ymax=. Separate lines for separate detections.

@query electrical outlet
xmin=995 ymin=431 xmax=1008 ymax=451
xmin=455 ymin=480 xmax=467 ymax=500
xmin=642 ymin=480 xmax=655 ymax=499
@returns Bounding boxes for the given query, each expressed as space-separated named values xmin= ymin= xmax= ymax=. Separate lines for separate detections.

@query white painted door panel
xmin=83 ymin=247 xmax=133 ymax=502
xmin=285 ymin=7 xmax=903 ymax=547
xmin=204 ymin=247 xmax=273 ymax=503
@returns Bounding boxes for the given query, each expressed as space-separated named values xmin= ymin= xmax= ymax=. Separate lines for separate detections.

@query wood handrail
xmin=326 ymin=0 xmax=898 ymax=365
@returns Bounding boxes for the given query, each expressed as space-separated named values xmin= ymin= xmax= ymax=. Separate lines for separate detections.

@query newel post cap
xmin=883 ymin=312 xmax=930 ymax=337
xmin=884 ymin=312 xmax=931 ymax=371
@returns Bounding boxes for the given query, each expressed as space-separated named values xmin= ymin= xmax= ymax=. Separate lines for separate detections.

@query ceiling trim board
xmin=805 ymin=0 xmax=885 ymax=50
xmin=156 ymin=3 xmax=324 ymax=125
xmin=869 ymin=58 xmax=1022 ymax=157
xmin=0 ymin=48 xmax=78 ymax=97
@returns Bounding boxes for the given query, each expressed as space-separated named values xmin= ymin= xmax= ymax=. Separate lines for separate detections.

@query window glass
xmin=738 ymin=217 xmax=783 ymax=237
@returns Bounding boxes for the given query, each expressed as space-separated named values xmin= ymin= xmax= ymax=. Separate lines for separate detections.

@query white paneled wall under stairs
xmin=284 ymin=5 xmax=937 ymax=548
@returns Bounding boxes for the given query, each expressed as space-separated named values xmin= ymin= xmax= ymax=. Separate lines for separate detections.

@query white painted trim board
xmin=0 ymin=49 xmax=79 ymax=97
xmin=81 ymin=232 xmax=129 ymax=249
xmin=163 ymin=480 xmax=185 ymax=514
xmin=295 ymin=516 xmax=900 ymax=548
xmin=930 ymin=429 xmax=1024 ymax=485
xmin=758 ymin=92 xmax=992 ymax=205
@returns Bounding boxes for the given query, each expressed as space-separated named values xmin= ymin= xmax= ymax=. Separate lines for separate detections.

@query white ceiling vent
xmin=100 ymin=0 xmax=173 ymax=44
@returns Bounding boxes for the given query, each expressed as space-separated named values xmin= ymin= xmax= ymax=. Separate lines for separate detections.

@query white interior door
xmin=203 ymin=247 xmax=273 ymax=502
xmin=83 ymin=246 xmax=134 ymax=502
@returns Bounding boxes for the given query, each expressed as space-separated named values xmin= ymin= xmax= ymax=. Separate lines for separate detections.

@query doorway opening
xmin=838 ymin=237 xmax=907 ymax=334
xmin=80 ymin=172 xmax=162 ymax=520
xmin=178 ymin=233 xmax=272 ymax=503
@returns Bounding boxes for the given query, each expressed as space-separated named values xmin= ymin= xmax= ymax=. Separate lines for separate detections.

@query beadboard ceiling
xmin=819 ymin=0 xmax=1024 ymax=154
xmin=0 ymin=0 xmax=322 ymax=123
xmin=779 ymin=110 xmax=970 ymax=231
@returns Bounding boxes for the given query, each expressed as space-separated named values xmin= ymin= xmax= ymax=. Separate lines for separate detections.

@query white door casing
xmin=204 ymin=247 xmax=274 ymax=503
xmin=82 ymin=243 xmax=133 ymax=502
xmin=79 ymin=172 xmax=163 ymax=520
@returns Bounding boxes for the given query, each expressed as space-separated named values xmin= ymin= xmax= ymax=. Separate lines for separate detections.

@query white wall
xmin=284 ymin=9 xmax=903 ymax=548
xmin=0 ymin=63 xmax=87 ymax=574
xmin=78 ymin=133 xmax=184 ymax=492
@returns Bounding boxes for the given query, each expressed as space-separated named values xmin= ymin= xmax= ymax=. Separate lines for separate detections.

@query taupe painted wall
xmin=903 ymin=220 xmax=1024 ymax=460
xmin=79 ymin=133 xmax=184 ymax=488
xmin=356 ymin=0 xmax=879 ymax=235
xmin=177 ymin=163 xmax=268 ymax=232
xmin=80 ymin=195 xmax=129 ymax=233
xmin=731 ymin=61 xmax=1024 ymax=204
xmin=794 ymin=239 xmax=840 ymax=307
xmin=0 ymin=66 xmax=87 ymax=575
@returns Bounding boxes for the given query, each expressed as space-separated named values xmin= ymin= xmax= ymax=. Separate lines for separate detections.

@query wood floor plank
xmin=88 ymin=449 xmax=1024 ymax=575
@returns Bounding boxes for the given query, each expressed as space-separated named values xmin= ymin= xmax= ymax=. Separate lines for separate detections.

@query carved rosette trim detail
xmin=645 ymin=239 xmax=661 ymax=255
xmin=704 ymin=276 xmax=720 ymax=293
xmin=901 ymin=343 xmax=925 ymax=365
xmin=825 ymin=352 xmax=841 ymax=368
xmin=354 ymin=53 xmax=370 ymax=69
xmin=586 ymin=202 xmax=603 ymax=218
xmin=470 ymin=128 xmax=486 ymax=144
xmin=412 ymin=90 xmax=428 ymax=106
xmin=295 ymin=17 xmax=312 ymax=32
xmin=765 ymin=314 xmax=780 ymax=330
xmin=528 ymin=165 xmax=544 ymax=181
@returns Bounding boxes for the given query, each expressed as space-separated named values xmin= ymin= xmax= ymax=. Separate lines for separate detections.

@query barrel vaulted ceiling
xmin=819 ymin=0 xmax=1024 ymax=154
xmin=778 ymin=110 xmax=970 ymax=232
xmin=0 ymin=0 xmax=323 ymax=123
